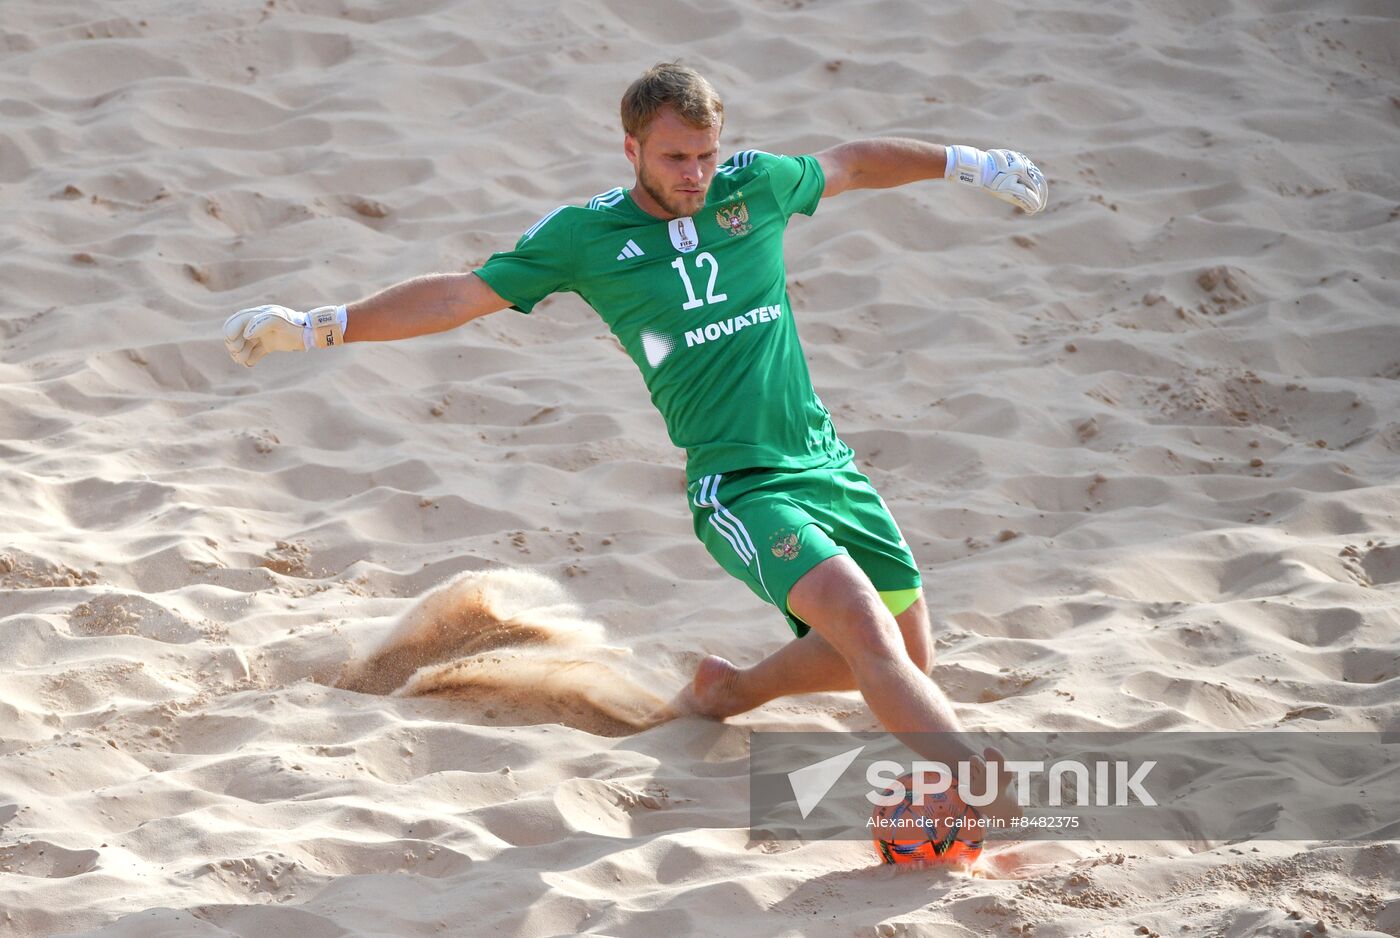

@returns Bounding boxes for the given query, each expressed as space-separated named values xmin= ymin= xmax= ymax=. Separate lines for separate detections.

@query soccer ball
xmin=871 ymin=772 xmax=984 ymax=867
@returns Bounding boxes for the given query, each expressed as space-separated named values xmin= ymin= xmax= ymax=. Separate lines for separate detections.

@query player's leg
xmin=897 ymin=592 xmax=934 ymax=671
xmin=685 ymin=591 xmax=933 ymax=718
xmin=786 ymin=555 xmax=958 ymax=732
xmin=786 ymin=554 xmax=1013 ymax=821
xmin=678 ymin=462 xmax=932 ymax=718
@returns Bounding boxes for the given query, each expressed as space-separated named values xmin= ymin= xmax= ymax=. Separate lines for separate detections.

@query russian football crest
xmin=770 ymin=529 xmax=802 ymax=561
xmin=668 ymin=216 xmax=699 ymax=253
xmin=716 ymin=201 xmax=752 ymax=237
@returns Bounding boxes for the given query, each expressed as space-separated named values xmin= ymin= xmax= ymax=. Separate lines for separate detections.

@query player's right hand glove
xmin=223 ymin=304 xmax=346 ymax=367
xmin=945 ymin=145 xmax=1048 ymax=214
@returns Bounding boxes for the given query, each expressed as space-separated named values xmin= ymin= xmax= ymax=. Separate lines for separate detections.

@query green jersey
xmin=474 ymin=150 xmax=852 ymax=483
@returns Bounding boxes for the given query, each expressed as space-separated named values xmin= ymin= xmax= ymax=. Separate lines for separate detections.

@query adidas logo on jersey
xmin=616 ymin=239 xmax=645 ymax=261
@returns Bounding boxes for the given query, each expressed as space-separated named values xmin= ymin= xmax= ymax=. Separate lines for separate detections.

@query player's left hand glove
xmin=945 ymin=145 xmax=1048 ymax=214
xmin=223 ymin=304 xmax=346 ymax=367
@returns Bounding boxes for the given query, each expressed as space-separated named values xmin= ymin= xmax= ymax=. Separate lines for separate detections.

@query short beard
xmin=638 ymin=162 xmax=701 ymax=219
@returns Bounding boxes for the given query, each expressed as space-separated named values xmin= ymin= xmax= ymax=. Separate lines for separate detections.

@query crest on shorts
xmin=716 ymin=201 xmax=752 ymax=238
xmin=770 ymin=530 xmax=801 ymax=561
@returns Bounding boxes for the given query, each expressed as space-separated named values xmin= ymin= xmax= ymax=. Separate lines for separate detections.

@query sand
xmin=1 ymin=0 xmax=1398 ymax=934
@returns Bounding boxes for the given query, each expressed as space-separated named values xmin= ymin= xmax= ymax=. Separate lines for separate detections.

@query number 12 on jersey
xmin=672 ymin=252 xmax=727 ymax=311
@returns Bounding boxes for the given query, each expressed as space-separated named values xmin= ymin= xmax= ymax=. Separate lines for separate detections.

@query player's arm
xmin=814 ymin=137 xmax=1047 ymax=214
xmin=222 ymin=272 xmax=511 ymax=368
xmin=344 ymin=273 xmax=510 ymax=342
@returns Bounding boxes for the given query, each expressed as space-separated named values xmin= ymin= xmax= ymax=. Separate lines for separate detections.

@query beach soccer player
xmin=223 ymin=63 xmax=1047 ymax=777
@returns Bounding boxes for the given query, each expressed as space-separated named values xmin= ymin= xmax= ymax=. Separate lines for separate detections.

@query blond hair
xmin=620 ymin=62 xmax=724 ymax=140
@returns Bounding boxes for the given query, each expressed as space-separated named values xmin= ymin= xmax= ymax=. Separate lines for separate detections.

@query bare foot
xmin=671 ymin=654 xmax=745 ymax=719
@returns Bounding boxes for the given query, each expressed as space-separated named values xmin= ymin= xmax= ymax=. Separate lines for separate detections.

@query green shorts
xmin=688 ymin=457 xmax=922 ymax=637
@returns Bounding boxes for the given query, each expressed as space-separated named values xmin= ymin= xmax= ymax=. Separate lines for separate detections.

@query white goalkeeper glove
xmin=945 ymin=145 xmax=1048 ymax=214
xmin=223 ymin=304 xmax=347 ymax=367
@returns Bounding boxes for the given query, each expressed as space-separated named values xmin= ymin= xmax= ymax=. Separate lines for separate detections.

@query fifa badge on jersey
xmin=770 ymin=529 xmax=802 ymax=561
xmin=716 ymin=201 xmax=752 ymax=238
xmin=669 ymin=216 xmax=699 ymax=254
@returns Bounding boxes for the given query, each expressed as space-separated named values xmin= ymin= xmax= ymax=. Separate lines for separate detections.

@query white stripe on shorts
xmin=699 ymin=473 xmax=778 ymax=607
xmin=699 ymin=475 xmax=752 ymax=563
